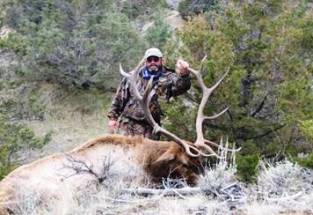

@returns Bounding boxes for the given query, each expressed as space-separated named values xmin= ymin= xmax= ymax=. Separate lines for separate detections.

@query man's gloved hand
xmin=176 ymin=59 xmax=190 ymax=76
xmin=108 ymin=120 xmax=119 ymax=134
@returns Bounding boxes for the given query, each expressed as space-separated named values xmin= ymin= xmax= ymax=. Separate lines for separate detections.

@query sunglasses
xmin=147 ymin=56 xmax=160 ymax=63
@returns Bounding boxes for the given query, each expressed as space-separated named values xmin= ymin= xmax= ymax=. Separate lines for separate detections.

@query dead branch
xmin=63 ymin=154 xmax=113 ymax=183
xmin=121 ymin=187 xmax=212 ymax=197
xmin=121 ymin=182 xmax=245 ymax=203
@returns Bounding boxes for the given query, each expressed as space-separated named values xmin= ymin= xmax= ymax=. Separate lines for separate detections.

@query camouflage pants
xmin=117 ymin=117 xmax=160 ymax=140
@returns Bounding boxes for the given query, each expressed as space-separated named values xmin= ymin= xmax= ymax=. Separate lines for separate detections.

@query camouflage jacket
xmin=107 ymin=66 xmax=191 ymax=124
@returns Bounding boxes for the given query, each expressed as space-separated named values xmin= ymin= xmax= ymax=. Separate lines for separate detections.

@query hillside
xmin=0 ymin=0 xmax=313 ymax=214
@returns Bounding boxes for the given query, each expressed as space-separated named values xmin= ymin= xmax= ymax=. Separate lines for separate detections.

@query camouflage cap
xmin=144 ymin=48 xmax=163 ymax=59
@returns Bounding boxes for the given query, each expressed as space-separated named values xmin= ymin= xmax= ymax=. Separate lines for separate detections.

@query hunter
xmin=107 ymin=48 xmax=191 ymax=140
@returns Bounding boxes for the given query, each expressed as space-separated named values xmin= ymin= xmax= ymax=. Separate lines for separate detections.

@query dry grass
xmin=10 ymin=158 xmax=313 ymax=215
xmin=18 ymin=83 xmax=110 ymax=163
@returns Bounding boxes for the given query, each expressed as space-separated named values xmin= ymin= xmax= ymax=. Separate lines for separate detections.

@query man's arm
xmin=162 ymin=59 xmax=191 ymax=98
xmin=107 ymin=78 xmax=129 ymax=132
xmin=168 ymin=73 xmax=191 ymax=97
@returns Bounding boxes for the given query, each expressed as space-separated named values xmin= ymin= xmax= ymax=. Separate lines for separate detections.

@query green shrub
xmin=295 ymin=152 xmax=313 ymax=169
xmin=1 ymin=0 xmax=145 ymax=90
xmin=299 ymin=120 xmax=313 ymax=141
xmin=163 ymin=0 xmax=313 ymax=159
xmin=121 ymin=0 xmax=167 ymax=19
xmin=0 ymin=114 xmax=51 ymax=179
xmin=161 ymin=98 xmax=197 ymax=142
xmin=178 ymin=0 xmax=218 ymax=20
xmin=239 ymin=140 xmax=261 ymax=156
xmin=144 ymin=13 xmax=172 ymax=49
xmin=0 ymin=87 xmax=46 ymax=121
xmin=236 ymin=154 xmax=259 ymax=183
xmin=0 ymin=33 xmax=28 ymax=55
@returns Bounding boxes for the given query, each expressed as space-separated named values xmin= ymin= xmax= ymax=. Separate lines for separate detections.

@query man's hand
xmin=108 ymin=120 xmax=119 ymax=134
xmin=176 ymin=59 xmax=190 ymax=76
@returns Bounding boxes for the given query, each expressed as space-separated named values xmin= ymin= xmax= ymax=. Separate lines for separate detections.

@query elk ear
xmin=153 ymin=150 xmax=175 ymax=164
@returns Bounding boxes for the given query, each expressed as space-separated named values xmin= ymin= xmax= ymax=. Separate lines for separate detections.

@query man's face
xmin=146 ymin=56 xmax=162 ymax=72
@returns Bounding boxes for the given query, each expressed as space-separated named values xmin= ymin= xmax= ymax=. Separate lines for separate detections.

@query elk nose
xmin=189 ymin=162 xmax=205 ymax=175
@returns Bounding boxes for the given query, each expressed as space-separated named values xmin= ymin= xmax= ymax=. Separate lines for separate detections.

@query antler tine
xmin=188 ymin=64 xmax=230 ymax=158
xmin=119 ymin=64 xmax=143 ymax=101
xmin=119 ymin=60 xmax=203 ymax=157
xmin=204 ymin=107 xmax=229 ymax=120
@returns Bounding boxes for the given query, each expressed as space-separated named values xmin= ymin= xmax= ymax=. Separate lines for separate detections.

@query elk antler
xmin=119 ymin=61 xmax=202 ymax=157
xmin=188 ymin=56 xmax=240 ymax=157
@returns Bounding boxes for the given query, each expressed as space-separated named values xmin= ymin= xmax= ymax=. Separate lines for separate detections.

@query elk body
xmin=0 ymin=134 xmax=203 ymax=214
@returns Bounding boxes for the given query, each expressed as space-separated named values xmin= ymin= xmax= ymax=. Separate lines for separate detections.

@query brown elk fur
xmin=0 ymin=134 xmax=204 ymax=214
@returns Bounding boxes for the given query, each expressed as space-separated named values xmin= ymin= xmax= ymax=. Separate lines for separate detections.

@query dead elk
xmin=0 ymin=134 xmax=206 ymax=214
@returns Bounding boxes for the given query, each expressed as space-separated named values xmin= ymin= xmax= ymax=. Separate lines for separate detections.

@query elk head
xmin=142 ymin=139 xmax=205 ymax=186
xmin=119 ymin=56 xmax=239 ymax=167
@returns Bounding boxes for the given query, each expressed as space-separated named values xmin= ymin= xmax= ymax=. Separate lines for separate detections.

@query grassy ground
xmin=18 ymin=82 xmax=112 ymax=162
